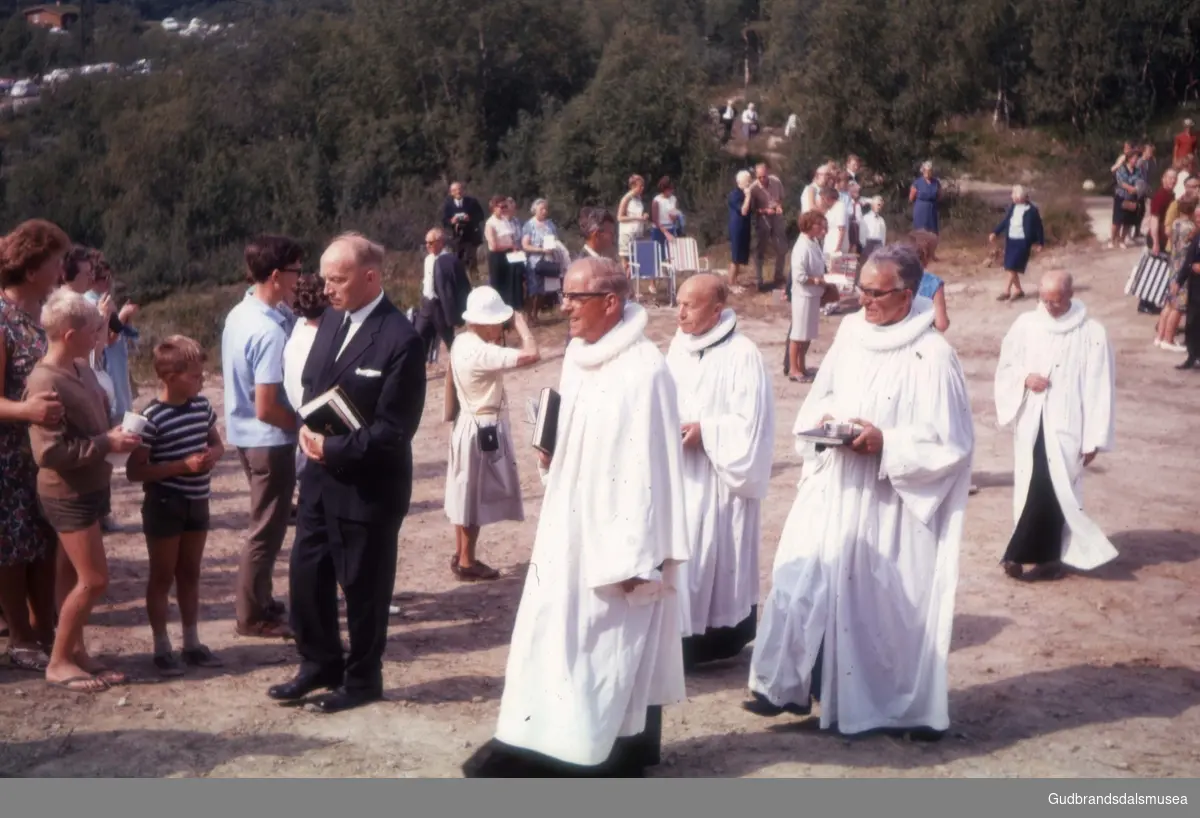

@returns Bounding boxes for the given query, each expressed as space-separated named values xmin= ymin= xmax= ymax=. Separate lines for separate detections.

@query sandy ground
xmin=2 ymin=235 xmax=1199 ymax=778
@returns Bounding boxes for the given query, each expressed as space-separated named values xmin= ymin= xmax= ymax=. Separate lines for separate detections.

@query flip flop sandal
xmin=47 ymin=674 xmax=109 ymax=693
xmin=996 ymin=293 xmax=1011 ymax=301
xmin=181 ymin=646 xmax=223 ymax=668
xmin=1011 ymin=292 xmax=1027 ymax=300
xmin=7 ymin=646 xmax=50 ymax=672
xmin=91 ymin=667 xmax=128 ymax=685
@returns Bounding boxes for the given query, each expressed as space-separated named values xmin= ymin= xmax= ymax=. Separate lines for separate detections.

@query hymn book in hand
xmin=531 ymin=387 xmax=560 ymax=456
xmin=298 ymin=386 xmax=365 ymax=437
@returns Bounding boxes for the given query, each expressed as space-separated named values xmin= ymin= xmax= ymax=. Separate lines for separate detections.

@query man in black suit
xmin=414 ymin=227 xmax=471 ymax=361
xmin=440 ymin=181 xmax=485 ymax=277
xmin=267 ymin=232 xmax=426 ymax=714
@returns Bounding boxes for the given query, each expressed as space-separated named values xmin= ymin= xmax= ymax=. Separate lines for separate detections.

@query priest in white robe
xmin=995 ymin=269 xmax=1117 ymax=581
xmin=464 ymin=257 xmax=689 ymax=778
xmin=746 ymin=243 xmax=974 ymax=740
xmin=665 ymin=274 xmax=774 ymax=671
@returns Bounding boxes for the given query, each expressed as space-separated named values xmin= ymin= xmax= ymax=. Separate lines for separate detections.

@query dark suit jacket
xmin=992 ymin=204 xmax=1045 ymax=246
xmin=441 ymin=196 xmax=485 ymax=245
xmin=299 ymin=295 xmax=426 ymax=523
xmin=432 ymin=253 xmax=471 ymax=329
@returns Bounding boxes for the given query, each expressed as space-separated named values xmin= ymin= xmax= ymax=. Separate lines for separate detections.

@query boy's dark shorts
xmin=142 ymin=485 xmax=210 ymax=539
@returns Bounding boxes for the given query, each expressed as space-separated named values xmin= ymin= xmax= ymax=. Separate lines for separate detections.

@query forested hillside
xmin=0 ymin=0 xmax=1197 ymax=301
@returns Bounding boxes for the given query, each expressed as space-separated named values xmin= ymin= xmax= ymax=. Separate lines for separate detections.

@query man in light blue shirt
xmin=221 ymin=235 xmax=303 ymax=640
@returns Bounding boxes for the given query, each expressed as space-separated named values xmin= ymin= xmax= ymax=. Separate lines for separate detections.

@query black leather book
xmin=532 ymin=387 xmax=560 ymax=456
xmin=298 ymin=386 xmax=364 ymax=437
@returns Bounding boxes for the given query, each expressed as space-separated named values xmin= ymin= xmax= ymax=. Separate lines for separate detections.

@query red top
xmin=1150 ymin=188 xmax=1175 ymax=249
xmin=1174 ymin=132 xmax=1197 ymax=163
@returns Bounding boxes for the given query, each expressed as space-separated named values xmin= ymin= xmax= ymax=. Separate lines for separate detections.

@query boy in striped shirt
xmin=127 ymin=336 xmax=225 ymax=675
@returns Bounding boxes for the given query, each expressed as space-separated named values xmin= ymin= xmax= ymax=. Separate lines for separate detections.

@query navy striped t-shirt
xmin=141 ymin=396 xmax=218 ymax=499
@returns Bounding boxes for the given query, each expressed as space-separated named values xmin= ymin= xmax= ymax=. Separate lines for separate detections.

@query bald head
xmin=677 ymin=273 xmax=728 ymax=336
xmin=562 ymin=257 xmax=627 ymax=344
xmin=678 ymin=273 xmax=728 ymax=308
xmin=320 ymin=231 xmax=385 ymax=312
xmin=424 ymin=227 xmax=446 ymax=254
xmin=1039 ymin=269 xmax=1074 ymax=318
xmin=567 ymin=257 xmax=628 ymax=299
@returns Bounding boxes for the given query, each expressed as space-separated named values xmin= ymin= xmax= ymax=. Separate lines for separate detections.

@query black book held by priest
xmin=299 ymin=386 xmax=365 ymax=437
xmin=532 ymin=387 xmax=560 ymax=456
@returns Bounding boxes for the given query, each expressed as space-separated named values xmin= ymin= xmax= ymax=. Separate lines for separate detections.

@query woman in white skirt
xmin=445 ymin=286 xmax=541 ymax=581
xmin=787 ymin=210 xmax=829 ymax=383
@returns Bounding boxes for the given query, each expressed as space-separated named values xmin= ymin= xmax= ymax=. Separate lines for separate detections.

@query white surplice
xmin=749 ymin=297 xmax=974 ymax=734
xmin=493 ymin=302 xmax=690 ymax=766
xmin=664 ymin=308 xmax=774 ymax=638
xmin=994 ymin=299 xmax=1117 ymax=570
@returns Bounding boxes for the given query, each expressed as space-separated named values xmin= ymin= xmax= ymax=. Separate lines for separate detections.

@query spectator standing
xmin=0 ymin=219 xmax=68 ymax=674
xmin=485 ymin=195 xmax=522 ymax=311
xmin=749 ymin=162 xmax=788 ymax=291
xmin=220 ymin=236 xmax=303 ymax=640
xmin=617 ymin=176 xmax=649 ymax=274
xmin=126 ymin=336 xmax=224 ymax=676
xmin=727 ymin=170 xmax=754 ymax=294
xmin=28 ymin=289 xmax=142 ymax=692
xmin=441 ymin=182 xmax=485 ymax=278
xmin=909 ymin=161 xmax=942 ymax=238
xmin=1174 ymin=119 xmax=1197 ymax=165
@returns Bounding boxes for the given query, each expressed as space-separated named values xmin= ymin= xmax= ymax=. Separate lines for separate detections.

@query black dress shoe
xmin=267 ymin=671 xmax=341 ymax=702
xmin=310 ymin=686 xmax=383 ymax=714
xmin=1177 ymin=358 xmax=1197 ymax=370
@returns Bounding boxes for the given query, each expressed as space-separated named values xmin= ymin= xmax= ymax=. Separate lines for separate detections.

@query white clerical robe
xmin=493 ymin=302 xmax=689 ymax=767
xmin=664 ymin=308 xmax=774 ymax=637
xmin=749 ymin=297 xmax=974 ymax=734
xmin=994 ymin=299 xmax=1117 ymax=570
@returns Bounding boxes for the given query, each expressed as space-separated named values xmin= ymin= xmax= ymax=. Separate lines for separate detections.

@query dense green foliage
xmin=0 ymin=0 xmax=1196 ymax=303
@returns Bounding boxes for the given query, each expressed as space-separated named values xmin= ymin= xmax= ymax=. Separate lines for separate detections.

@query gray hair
xmin=920 ymin=160 xmax=934 ymax=172
xmin=42 ymin=287 xmax=101 ymax=340
xmin=571 ymin=257 xmax=628 ymax=301
xmin=1011 ymin=184 xmax=1027 ymax=201
xmin=736 ymin=169 xmax=752 ymax=188
xmin=531 ymin=198 xmax=548 ymax=215
xmin=326 ymin=231 xmax=385 ymax=270
xmin=866 ymin=243 xmax=924 ymax=294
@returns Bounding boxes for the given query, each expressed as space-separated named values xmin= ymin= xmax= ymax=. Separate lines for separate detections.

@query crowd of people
xmin=1121 ymin=118 xmax=1200 ymax=369
xmin=0 ymin=137 xmax=1141 ymax=775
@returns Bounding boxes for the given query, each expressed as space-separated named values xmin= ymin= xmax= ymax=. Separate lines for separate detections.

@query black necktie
xmin=329 ymin=315 xmax=352 ymax=363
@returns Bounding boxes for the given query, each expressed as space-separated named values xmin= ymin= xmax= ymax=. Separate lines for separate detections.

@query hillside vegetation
xmin=0 ymin=0 xmax=1196 ymax=314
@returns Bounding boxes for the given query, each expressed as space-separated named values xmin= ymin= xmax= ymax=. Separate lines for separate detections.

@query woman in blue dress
xmin=909 ymin=161 xmax=941 ymax=236
xmin=908 ymin=230 xmax=950 ymax=332
xmin=727 ymin=170 xmax=753 ymax=293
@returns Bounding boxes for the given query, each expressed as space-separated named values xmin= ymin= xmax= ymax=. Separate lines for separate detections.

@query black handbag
xmin=534 ymin=258 xmax=561 ymax=278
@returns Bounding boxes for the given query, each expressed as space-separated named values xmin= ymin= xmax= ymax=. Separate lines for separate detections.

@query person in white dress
xmin=617 ymin=175 xmax=649 ymax=273
xmin=464 ymin=257 xmax=688 ymax=777
xmin=746 ymin=243 xmax=975 ymax=740
xmin=665 ymin=274 xmax=774 ymax=671
xmin=995 ymin=269 xmax=1117 ymax=581
xmin=444 ymin=287 xmax=540 ymax=581
xmin=787 ymin=210 xmax=829 ymax=383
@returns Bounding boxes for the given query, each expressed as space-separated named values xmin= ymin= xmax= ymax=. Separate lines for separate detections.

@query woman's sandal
xmin=7 ymin=646 xmax=50 ymax=672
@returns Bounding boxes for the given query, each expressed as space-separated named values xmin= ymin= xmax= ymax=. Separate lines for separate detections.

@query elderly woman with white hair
xmin=521 ymin=198 xmax=566 ymax=325
xmin=445 ymin=286 xmax=540 ymax=580
xmin=988 ymin=184 xmax=1045 ymax=301
xmin=909 ymin=160 xmax=941 ymax=237
xmin=727 ymin=169 xmax=753 ymax=292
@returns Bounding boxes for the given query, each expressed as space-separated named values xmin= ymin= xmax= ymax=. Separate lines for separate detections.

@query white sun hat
xmin=461 ymin=285 xmax=514 ymax=325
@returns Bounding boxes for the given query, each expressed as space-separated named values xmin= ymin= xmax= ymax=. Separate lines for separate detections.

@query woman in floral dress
xmin=0 ymin=219 xmax=71 ymax=671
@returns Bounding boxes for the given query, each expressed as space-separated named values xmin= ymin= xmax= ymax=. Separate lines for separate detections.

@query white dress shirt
xmin=337 ymin=289 xmax=386 ymax=359
xmin=423 ymin=249 xmax=450 ymax=300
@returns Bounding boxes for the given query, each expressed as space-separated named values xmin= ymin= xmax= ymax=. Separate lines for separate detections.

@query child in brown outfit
xmin=26 ymin=289 xmax=141 ymax=692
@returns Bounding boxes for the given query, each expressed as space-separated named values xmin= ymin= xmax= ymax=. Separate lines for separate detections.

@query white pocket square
xmin=355 ymin=368 xmax=382 ymax=378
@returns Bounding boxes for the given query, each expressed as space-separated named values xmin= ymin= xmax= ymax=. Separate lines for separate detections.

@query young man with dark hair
xmin=220 ymin=235 xmax=303 ymax=639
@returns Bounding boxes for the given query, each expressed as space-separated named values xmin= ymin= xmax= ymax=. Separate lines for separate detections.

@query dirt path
xmin=2 ymin=241 xmax=1198 ymax=778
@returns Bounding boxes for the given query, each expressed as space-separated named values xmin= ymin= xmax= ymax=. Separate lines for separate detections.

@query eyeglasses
xmin=859 ymin=286 xmax=904 ymax=300
xmin=561 ymin=291 xmax=610 ymax=304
